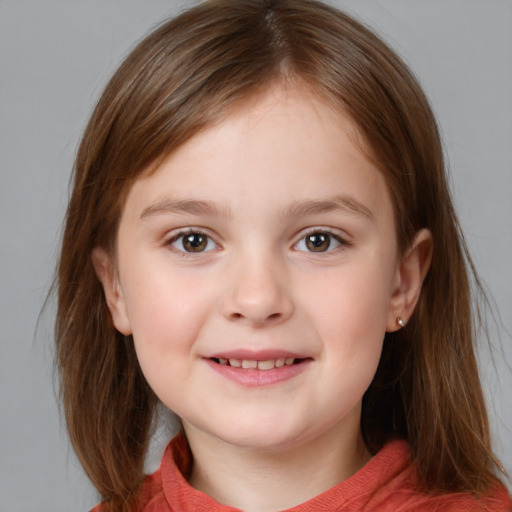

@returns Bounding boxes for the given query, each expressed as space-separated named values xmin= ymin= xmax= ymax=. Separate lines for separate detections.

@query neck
xmin=183 ymin=421 xmax=371 ymax=512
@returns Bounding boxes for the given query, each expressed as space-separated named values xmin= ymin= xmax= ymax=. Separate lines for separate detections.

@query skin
xmin=94 ymin=83 xmax=432 ymax=512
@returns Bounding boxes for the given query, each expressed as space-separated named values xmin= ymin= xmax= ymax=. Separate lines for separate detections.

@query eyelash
xmin=164 ymin=228 xmax=350 ymax=255
xmin=293 ymin=228 xmax=350 ymax=254
xmin=165 ymin=229 xmax=218 ymax=254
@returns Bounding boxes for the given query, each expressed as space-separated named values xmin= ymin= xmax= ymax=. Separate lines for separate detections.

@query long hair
xmin=55 ymin=1 xmax=503 ymax=510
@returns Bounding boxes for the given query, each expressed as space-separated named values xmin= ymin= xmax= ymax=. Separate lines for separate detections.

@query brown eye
xmin=170 ymin=231 xmax=216 ymax=253
xmin=183 ymin=233 xmax=207 ymax=252
xmin=305 ymin=233 xmax=331 ymax=252
xmin=294 ymin=231 xmax=345 ymax=253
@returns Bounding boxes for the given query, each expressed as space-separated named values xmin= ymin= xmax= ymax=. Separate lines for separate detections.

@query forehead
xmin=122 ymin=83 xmax=392 ymax=227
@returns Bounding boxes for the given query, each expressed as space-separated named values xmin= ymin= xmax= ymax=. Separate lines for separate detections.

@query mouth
xmin=206 ymin=352 xmax=312 ymax=386
xmin=209 ymin=357 xmax=308 ymax=371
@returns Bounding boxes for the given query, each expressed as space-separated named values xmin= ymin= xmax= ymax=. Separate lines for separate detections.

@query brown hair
xmin=55 ymin=0 xmax=504 ymax=510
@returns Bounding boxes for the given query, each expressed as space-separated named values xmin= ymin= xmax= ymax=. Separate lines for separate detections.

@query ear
xmin=91 ymin=247 xmax=133 ymax=335
xmin=386 ymin=229 xmax=433 ymax=332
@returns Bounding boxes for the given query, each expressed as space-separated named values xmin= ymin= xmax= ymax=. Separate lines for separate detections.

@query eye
xmin=294 ymin=231 xmax=344 ymax=253
xmin=169 ymin=231 xmax=217 ymax=253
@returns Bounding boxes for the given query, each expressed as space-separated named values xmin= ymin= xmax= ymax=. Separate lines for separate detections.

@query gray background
xmin=1 ymin=1 xmax=511 ymax=510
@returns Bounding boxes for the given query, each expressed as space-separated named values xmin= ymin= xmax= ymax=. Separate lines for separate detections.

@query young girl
xmin=55 ymin=1 xmax=511 ymax=511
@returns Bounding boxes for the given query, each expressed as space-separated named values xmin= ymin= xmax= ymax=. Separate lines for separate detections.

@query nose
xmin=221 ymin=254 xmax=294 ymax=327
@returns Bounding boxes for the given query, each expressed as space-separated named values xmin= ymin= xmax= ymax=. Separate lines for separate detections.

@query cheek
xmin=122 ymin=268 xmax=216 ymax=381
xmin=298 ymin=258 xmax=393 ymax=379
xmin=300 ymin=261 xmax=394 ymax=334
xmin=124 ymin=260 xmax=211 ymax=331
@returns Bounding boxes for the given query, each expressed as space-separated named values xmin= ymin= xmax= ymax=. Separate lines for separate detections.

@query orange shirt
xmin=92 ymin=433 xmax=511 ymax=511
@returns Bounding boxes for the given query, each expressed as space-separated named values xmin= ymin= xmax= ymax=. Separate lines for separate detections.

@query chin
xmin=208 ymin=418 xmax=322 ymax=453
xmin=224 ymin=434 xmax=301 ymax=452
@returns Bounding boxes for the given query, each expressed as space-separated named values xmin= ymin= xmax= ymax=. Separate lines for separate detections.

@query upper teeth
xmin=217 ymin=358 xmax=295 ymax=370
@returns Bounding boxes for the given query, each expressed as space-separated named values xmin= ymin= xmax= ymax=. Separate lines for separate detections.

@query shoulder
xmin=329 ymin=439 xmax=511 ymax=512
xmin=362 ymin=440 xmax=512 ymax=512
xmin=380 ymin=483 xmax=512 ymax=512
xmin=89 ymin=433 xmax=190 ymax=512
xmin=89 ymin=465 xmax=168 ymax=512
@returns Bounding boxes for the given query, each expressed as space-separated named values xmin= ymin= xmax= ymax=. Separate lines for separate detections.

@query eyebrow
xmin=139 ymin=194 xmax=374 ymax=222
xmin=282 ymin=195 xmax=375 ymax=221
xmin=140 ymin=199 xmax=233 ymax=220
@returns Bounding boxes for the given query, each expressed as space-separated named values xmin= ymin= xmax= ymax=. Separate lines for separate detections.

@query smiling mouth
xmin=210 ymin=357 xmax=307 ymax=371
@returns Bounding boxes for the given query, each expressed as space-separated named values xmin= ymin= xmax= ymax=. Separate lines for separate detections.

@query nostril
xmin=230 ymin=312 xmax=282 ymax=322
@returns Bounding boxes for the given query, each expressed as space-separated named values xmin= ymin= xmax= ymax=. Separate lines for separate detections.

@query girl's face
xmin=96 ymin=84 xmax=422 ymax=453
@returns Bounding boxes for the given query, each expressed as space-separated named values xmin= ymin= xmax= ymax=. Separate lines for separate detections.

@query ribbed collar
xmin=160 ymin=432 xmax=412 ymax=511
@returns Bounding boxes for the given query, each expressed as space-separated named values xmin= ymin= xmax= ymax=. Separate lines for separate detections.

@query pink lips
xmin=204 ymin=350 xmax=312 ymax=387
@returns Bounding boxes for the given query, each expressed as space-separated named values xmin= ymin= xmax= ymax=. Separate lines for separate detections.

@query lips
xmin=205 ymin=350 xmax=311 ymax=386
xmin=212 ymin=357 xmax=296 ymax=370
xmin=208 ymin=350 xmax=309 ymax=368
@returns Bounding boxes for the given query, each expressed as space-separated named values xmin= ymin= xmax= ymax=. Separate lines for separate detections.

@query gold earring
xmin=397 ymin=317 xmax=406 ymax=328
